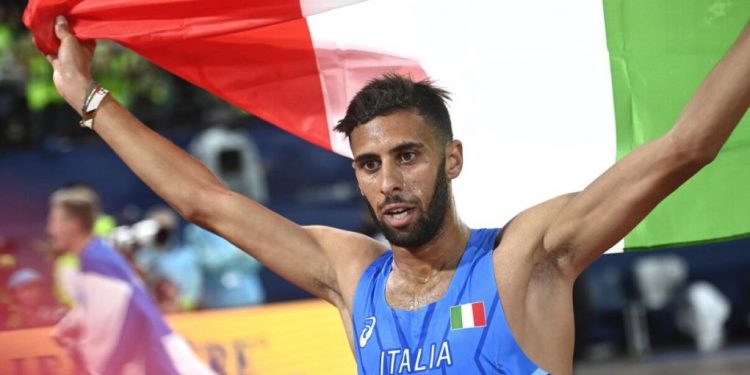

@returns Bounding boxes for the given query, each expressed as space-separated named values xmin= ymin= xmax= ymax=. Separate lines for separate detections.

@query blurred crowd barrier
xmin=0 ymin=299 xmax=355 ymax=375
xmin=574 ymin=236 xmax=750 ymax=360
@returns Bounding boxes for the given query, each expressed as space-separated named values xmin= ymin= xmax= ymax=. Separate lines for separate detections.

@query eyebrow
xmin=353 ymin=141 xmax=425 ymax=164
xmin=390 ymin=141 xmax=424 ymax=155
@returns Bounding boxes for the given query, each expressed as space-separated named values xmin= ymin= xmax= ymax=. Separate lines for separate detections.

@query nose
xmin=379 ymin=161 xmax=403 ymax=196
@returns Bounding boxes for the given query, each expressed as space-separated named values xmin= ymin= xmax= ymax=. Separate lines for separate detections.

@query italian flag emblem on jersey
xmin=450 ymin=301 xmax=486 ymax=330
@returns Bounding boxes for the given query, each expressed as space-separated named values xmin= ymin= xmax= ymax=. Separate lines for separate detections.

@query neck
xmin=68 ymin=233 xmax=93 ymax=255
xmin=390 ymin=204 xmax=470 ymax=284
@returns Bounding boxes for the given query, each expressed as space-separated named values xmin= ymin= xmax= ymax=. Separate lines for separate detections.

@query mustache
xmin=377 ymin=194 xmax=418 ymax=211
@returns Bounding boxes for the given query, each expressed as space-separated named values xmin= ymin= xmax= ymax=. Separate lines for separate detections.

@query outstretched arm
xmin=46 ymin=16 xmax=382 ymax=305
xmin=542 ymin=21 xmax=750 ymax=279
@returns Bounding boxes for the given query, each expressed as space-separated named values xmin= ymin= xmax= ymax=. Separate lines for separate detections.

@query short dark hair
xmin=50 ymin=185 xmax=101 ymax=232
xmin=334 ymin=74 xmax=453 ymax=145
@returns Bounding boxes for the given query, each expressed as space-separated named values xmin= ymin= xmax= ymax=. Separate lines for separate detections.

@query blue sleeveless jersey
xmin=352 ymin=228 xmax=550 ymax=375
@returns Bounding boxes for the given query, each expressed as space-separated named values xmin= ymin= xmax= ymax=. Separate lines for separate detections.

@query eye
xmin=399 ymin=151 xmax=417 ymax=163
xmin=361 ymin=160 xmax=381 ymax=172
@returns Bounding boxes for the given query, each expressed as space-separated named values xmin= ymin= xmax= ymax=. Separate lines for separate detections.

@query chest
xmin=384 ymin=271 xmax=456 ymax=311
xmin=354 ymin=296 xmax=503 ymax=375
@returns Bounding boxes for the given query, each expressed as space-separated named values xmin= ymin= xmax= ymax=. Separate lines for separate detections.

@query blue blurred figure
xmin=135 ymin=207 xmax=202 ymax=311
xmin=185 ymin=224 xmax=265 ymax=309
xmin=185 ymin=124 xmax=267 ymax=309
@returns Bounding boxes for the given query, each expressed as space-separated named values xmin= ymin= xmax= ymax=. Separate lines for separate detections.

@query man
xmin=187 ymin=126 xmax=267 ymax=308
xmin=184 ymin=222 xmax=266 ymax=309
xmin=135 ymin=206 xmax=203 ymax=311
xmin=46 ymin=185 xmax=213 ymax=374
xmin=50 ymin=183 xmax=115 ymax=308
xmin=3 ymin=267 xmax=63 ymax=330
xmin=45 ymin=14 xmax=749 ymax=374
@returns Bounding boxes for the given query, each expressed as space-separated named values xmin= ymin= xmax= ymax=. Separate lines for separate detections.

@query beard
xmin=366 ymin=160 xmax=451 ymax=248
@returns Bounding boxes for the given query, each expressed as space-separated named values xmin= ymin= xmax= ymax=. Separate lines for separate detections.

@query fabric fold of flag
xmin=23 ymin=0 xmax=426 ymax=156
xmin=603 ymin=0 xmax=750 ymax=250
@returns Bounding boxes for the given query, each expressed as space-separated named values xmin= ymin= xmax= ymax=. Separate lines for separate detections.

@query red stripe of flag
xmin=472 ymin=301 xmax=486 ymax=327
xmin=23 ymin=0 xmax=427 ymax=156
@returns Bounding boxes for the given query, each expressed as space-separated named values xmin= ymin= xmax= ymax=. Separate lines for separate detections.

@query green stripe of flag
xmin=450 ymin=305 xmax=463 ymax=330
xmin=603 ymin=0 xmax=750 ymax=250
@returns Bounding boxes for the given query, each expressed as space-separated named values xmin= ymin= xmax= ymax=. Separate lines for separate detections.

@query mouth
xmin=381 ymin=204 xmax=417 ymax=229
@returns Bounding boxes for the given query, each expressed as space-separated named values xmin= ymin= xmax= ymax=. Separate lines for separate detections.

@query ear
xmin=444 ymin=140 xmax=463 ymax=179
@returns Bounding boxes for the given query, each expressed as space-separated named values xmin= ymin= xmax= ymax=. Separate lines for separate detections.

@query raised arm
xmin=543 ymin=21 xmax=750 ymax=279
xmin=46 ymin=16 xmax=382 ymax=305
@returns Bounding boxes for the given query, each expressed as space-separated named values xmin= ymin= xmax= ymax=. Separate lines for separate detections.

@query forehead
xmin=49 ymin=204 xmax=65 ymax=217
xmin=349 ymin=109 xmax=437 ymax=156
xmin=49 ymin=204 xmax=72 ymax=220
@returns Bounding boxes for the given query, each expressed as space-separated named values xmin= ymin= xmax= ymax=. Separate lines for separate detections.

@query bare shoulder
xmin=304 ymin=226 xmax=388 ymax=307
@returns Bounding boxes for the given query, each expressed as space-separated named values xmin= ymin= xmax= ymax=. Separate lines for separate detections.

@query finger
xmin=46 ymin=54 xmax=56 ymax=64
xmin=54 ymin=15 xmax=73 ymax=40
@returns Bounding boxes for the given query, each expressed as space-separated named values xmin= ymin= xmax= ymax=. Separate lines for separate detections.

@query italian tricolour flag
xmin=450 ymin=302 xmax=486 ymax=330
xmin=24 ymin=0 xmax=750 ymax=252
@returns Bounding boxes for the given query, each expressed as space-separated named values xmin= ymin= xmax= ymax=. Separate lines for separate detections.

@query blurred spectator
xmin=0 ymin=236 xmax=17 ymax=326
xmin=153 ymin=277 xmax=181 ymax=314
xmin=185 ymin=224 xmax=265 ymax=309
xmin=0 ymin=235 xmax=17 ymax=288
xmin=52 ymin=251 xmax=79 ymax=309
xmin=47 ymin=185 xmax=213 ymax=374
xmin=93 ymin=213 xmax=117 ymax=238
xmin=136 ymin=206 xmax=202 ymax=311
xmin=50 ymin=183 xmax=116 ymax=308
xmin=3 ymin=267 xmax=63 ymax=330
xmin=186 ymin=125 xmax=267 ymax=308
xmin=676 ymin=281 xmax=731 ymax=353
xmin=188 ymin=125 xmax=269 ymax=204
xmin=0 ymin=3 xmax=29 ymax=147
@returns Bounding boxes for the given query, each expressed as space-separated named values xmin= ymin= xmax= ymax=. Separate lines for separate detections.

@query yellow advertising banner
xmin=0 ymin=299 xmax=357 ymax=375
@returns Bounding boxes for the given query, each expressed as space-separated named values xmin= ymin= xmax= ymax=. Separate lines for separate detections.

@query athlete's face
xmin=350 ymin=109 xmax=463 ymax=248
xmin=46 ymin=205 xmax=83 ymax=254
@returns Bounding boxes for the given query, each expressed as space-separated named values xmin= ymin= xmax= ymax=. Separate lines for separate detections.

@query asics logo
xmin=359 ymin=316 xmax=377 ymax=348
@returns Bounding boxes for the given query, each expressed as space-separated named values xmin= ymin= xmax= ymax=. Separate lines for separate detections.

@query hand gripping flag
xmin=23 ymin=0 xmax=426 ymax=157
